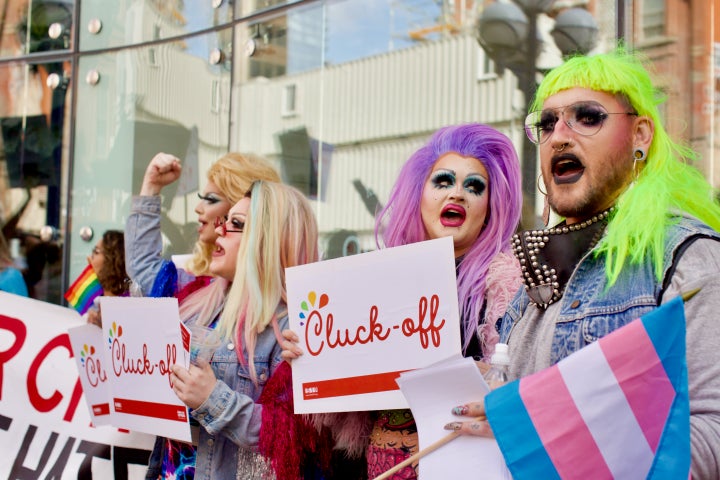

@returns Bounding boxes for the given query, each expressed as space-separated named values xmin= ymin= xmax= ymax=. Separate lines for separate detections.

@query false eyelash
xmin=431 ymin=171 xmax=455 ymax=187
xmin=197 ymin=192 xmax=221 ymax=204
xmin=464 ymin=177 xmax=487 ymax=196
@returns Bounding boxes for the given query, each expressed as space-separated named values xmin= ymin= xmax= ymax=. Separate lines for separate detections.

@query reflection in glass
xmin=0 ymin=0 xmax=74 ymax=58
xmin=0 ymin=57 xmax=70 ymax=302
xmin=70 ymin=31 xmax=231 ymax=282
xmin=79 ymin=0 xmax=234 ymax=51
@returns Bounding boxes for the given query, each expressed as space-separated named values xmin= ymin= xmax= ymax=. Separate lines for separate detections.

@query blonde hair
xmin=185 ymin=152 xmax=280 ymax=276
xmin=218 ymin=181 xmax=319 ymax=382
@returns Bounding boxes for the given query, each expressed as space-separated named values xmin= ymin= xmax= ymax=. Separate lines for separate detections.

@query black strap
xmin=657 ymin=234 xmax=720 ymax=305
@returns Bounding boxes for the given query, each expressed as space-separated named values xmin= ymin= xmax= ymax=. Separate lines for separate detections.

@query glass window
xmin=232 ymin=0 xmax=516 ymax=258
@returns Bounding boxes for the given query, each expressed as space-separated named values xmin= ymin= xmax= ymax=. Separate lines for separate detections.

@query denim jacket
xmin=125 ymin=196 xmax=195 ymax=296
xmin=500 ymin=215 xmax=720 ymax=366
xmin=146 ymin=307 xmax=287 ymax=480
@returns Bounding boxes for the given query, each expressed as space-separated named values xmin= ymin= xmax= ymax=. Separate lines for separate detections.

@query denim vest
xmin=499 ymin=216 xmax=720 ymax=366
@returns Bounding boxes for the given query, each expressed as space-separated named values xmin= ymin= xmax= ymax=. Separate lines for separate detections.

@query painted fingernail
xmin=443 ymin=422 xmax=462 ymax=431
xmin=451 ymin=405 xmax=469 ymax=416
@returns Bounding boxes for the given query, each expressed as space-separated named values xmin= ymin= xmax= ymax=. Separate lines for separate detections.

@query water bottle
xmin=485 ymin=343 xmax=510 ymax=389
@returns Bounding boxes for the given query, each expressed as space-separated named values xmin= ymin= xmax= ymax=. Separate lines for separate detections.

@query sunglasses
xmin=213 ymin=216 xmax=244 ymax=235
xmin=524 ymin=101 xmax=637 ymax=145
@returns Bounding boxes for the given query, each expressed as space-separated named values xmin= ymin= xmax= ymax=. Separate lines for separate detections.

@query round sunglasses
xmin=524 ymin=101 xmax=637 ymax=145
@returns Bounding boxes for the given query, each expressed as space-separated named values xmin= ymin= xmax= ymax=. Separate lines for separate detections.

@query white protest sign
xmin=0 ymin=292 xmax=154 ymax=479
xmin=98 ymin=297 xmax=191 ymax=442
xmin=67 ymin=324 xmax=113 ymax=426
xmin=397 ymin=355 xmax=511 ymax=479
xmin=286 ymin=236 xmax=461 ymax=413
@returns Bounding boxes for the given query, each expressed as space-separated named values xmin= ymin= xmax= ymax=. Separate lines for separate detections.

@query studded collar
xmin=512 ymin=208 xmax=613 ymax=309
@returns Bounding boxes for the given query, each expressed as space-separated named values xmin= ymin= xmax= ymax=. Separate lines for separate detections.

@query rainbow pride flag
xmin=486 ymin=297 xmax=690 ymax=479
xmin=64 ymin=264 xmax=104 ymax=315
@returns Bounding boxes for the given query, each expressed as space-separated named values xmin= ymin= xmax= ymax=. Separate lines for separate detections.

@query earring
xmin=537 ymin=174 xmax=547 ymax=195
xmin=632 ymin=148 xmax=646 ymax=182
xmin=537 ymin=174 xmax=550 ymax=226
xmin=542 ymin=196 xmax=550 ymax=227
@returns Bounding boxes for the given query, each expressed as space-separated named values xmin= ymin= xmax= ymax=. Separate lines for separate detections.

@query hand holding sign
xmin=280 ymin=328 xmax=303 ymax=362
xmin=170 ymin=362 xmax=217 ymax=409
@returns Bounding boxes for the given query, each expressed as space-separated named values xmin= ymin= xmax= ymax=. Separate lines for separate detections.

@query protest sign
xmin=98 ymin=297 xmax=191 ymax=442
xmin=67 ymin=324 xmax=114 ymax=426
xmin=0 ymin=292 xmax=153 ymax=479
xmin=397 ymin=355 xmax=511 ymax=479
xmin=286 ymin=236 xmax=461 ymax=413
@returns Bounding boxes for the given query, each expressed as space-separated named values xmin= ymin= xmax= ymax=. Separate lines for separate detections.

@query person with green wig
xmin=443 ymin=48 xmax=720 ymax=478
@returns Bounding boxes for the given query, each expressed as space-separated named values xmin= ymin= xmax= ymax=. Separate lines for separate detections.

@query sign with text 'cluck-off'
xmin=97 ymin=297 xmax=191 ymax=443
xmin=286 ymin=236 xmax=461 ymax=413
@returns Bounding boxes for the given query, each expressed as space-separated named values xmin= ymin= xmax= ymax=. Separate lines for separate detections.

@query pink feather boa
xmin=258 ymin=361 xmax=333 ymax=479
xmin=478 ymin=251 xmax=522 ymax=360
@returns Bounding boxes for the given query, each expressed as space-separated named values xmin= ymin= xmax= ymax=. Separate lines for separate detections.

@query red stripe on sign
xmin=113 ymin=397 xmax=188 ymax=422
xmin=92 ymin=403 xmax=110 ymax=416
xmin=302 ymin=370 xmax=409 ymax=400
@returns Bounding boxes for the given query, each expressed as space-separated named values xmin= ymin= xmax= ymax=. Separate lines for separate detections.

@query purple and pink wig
xmin=375 ymin=123 xmax=522 ymax=354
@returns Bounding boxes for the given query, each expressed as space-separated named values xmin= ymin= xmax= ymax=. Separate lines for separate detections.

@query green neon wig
xmin=531 ymin=47 xmax=720 ymax=285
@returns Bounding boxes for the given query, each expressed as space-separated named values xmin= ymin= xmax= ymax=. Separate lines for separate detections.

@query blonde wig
xmin=185 ymin=152 xmax=280 ymax=276
xmin=218 ymin=181 xmax=319 ymax=382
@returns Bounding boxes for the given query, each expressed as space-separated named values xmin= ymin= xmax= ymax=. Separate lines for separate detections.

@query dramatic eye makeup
xmin=463 ymin=175 xmax=487 ymax=196
xmin=431 ymin=170 xmax=456 ymax=189
xmin=230 ymin=217 xmax=245 ymax=231
xmin=214 ymin=215 xmax=245 ymax=235
xmin=197 ymin=192 xmax=223 ymax=204
xmin=430 ymin=169 xmax=486 ymax=196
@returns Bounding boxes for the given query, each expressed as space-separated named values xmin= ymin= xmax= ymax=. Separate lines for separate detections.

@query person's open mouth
xmin=440 ymin=204 xmax=466 ymax=227
xmin=552 ymin=154 xmax=585 ymax=184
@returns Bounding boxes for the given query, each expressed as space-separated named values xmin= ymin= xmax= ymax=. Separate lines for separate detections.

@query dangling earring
xmin=537 ymin=174 xmax=547 ymax=195
xmin=632 ymin=148 xmax=646 ymax=181
xmin=537 ymin=174 xmax=550 ymax=227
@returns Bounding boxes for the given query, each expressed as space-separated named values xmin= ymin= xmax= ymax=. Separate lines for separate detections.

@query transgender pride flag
xmin=486 ymin=297 xmax=690 ymax=479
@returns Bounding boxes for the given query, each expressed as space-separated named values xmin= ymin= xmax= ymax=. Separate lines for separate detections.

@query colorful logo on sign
xmin=78 ymin=344 xmax=95 ymax=367
xmin=107 ymin=322 xmax=123 ymax=350
xmin=298 ymin=291 xmax=329 ymax=326
xmin=79 ymin=343 xmax=107 ymax=387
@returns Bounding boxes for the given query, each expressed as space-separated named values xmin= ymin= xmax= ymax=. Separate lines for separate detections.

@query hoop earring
xmin=537 ymin=174 xmax=550 ymax=226
xmin=537 ymin=174 xmax=547 ymax=196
